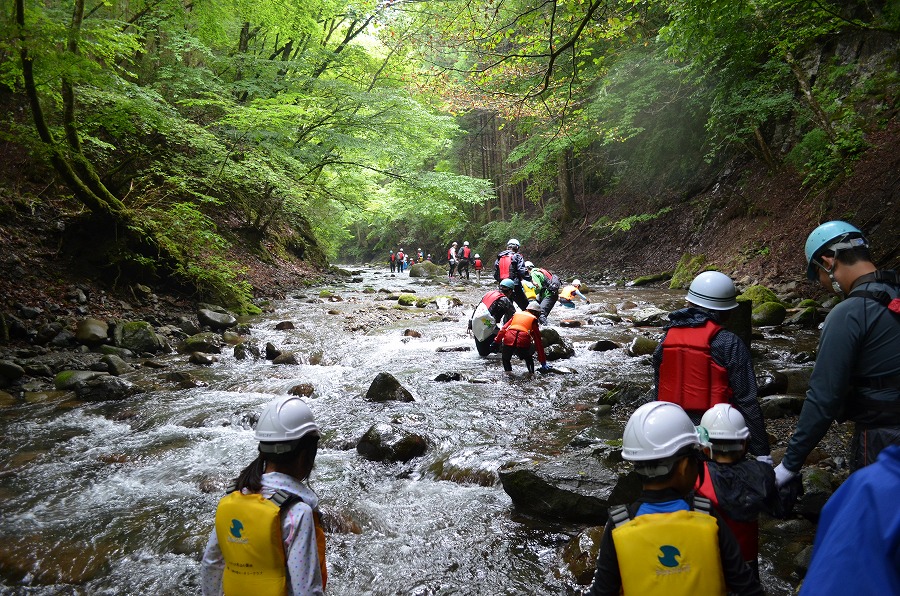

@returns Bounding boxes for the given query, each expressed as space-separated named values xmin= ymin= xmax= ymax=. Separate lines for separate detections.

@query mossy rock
xmin=630 ymin=271 xmax=673 ymax=286
xmin=669 ymin=254 xmax=707 ymax=289
xmin=408 ymin=261 xmax=446 ymax=279
xmin=751 ymin=301 xmax=787 ymax=326
xmin=797 ymin=298 xmax=819 ymax=308
xmin=319 ymin=289 xmax=333 ymax=298
xmin=739 ymin=285 xmax=781 ymax=308
xmin=397 ymin=294 xmax=418 ymax=306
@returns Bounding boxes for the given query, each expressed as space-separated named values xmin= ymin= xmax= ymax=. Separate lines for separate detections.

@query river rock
xmin=265 ymin=342 xmax=281 ymax=360
xmin=189 ymin=352 xmax=217 ymax=365
xmin=757 ymin=371 xmax=789 ymax=397
xmin=752 ymin=301 xmax=787 ymax=326
xmin=73 ymin=375 xmax=141 ymax=401
xmin=100 ymin=354 xmax=131 ymax=376
xmin=114 ymin=321 xmax=168 ymax=354
xmin=588 ymin=340 xmax=620 ymax=352
xmin=0 ymin=360 xmax=26 ymax=386
xmin=561 ymin=525 xmax=606 ymax=585
xmin=629 ymin=307 xmax=668 ymax=327
xmin=408 ymin=261 xmax=446 ymax=278
xmin=289 ymin=383 xmax=315 ymax=397
xmin=540 ymin=328 xmax=574 ymax=360
xmin=740 ymin=285 xmax=780 ymax=307
xmin=356 ymin=422 xmax=428 ymax=462
xmin=234 ymin=342 xmax=261 ymax=360
xmin=397 ymin=294 xmax=418 ymax=306
xmin=273 ymin=352 xmax=299 ymax=365
xmin=498 ymin=449 xmax=642 ymax=523
xmin=181 ymin=332 xmax=224 ymax=354
xmin=784 ymin=306 xmax=819 ymax=327
xmin=626 ymin=336 xmax=658 ymax=356
xmin=404 ymin=329 xmax=422 ymax=338
xmin=222 ymin=331 xmax=243 ymax=345
xmin=99 ymin=344 xmax=134 ymax=359
xmin=54 ymin=370 xmax=108 ymax=390
xmin=558 ymin=319 xmax=584 ymax=328
xmin=760 ymin=395 xmax=805 ymax=418
xmin=365 ymin=372 xmax=414 ymax=402
xmin=275 ymin=321 xmax=296 ymax=330
xmin=177 ymin=316 xmax=201 ymax=336
xmin=0 ymin=390 xmax=16 ymax=407
xmin=167 ymin=371 xmax=208 ymax=389
xmin=796 ymin=466 xmax=834 ymax=520
xmin=434 ymin=372 xmax=462 ymax=382
xmin=75 ymin=318 xmax=109 ymax=344
xmin=198 ymin=308 xmax=237 ymax=330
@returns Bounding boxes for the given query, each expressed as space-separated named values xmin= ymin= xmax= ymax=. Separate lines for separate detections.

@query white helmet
xmin=526 ymin=301 xmax=542 ymax=313
xmin=524 ymin=260 xmax=534 ymax=269
xmin=622 ymin=402 xmax=699 ymax=464
xmin=474 ymin=254 xmax=480 ymax=258
xmin=255 ymin=396 xmax=319 ymax=453
xmin=452 ymin=241 xmax=458 ymax=246
xmin=572 ymin=279 xmax=581 ymax=287
xmin=463 ymin=241 xmax=469 ymax=246
xmin=687 ymin=271 xmax=738 ymax=311
xmin=507 ymin=238 xmax=520 ymax=249
xmin=700 ymin=403 xmax=750 ymax=441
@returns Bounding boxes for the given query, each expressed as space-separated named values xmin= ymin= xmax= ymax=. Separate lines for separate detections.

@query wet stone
xmin=356 ymin=422 xmax=428 ymax=462
xmin=365 ymin=372 xmax=414 ymax=402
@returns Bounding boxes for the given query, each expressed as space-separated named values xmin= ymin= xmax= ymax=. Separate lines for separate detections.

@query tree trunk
xmin=557 ymin=147 xmax=578 ymax=225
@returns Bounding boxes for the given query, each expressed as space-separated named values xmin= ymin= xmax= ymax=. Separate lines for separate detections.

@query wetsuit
xmin=586 ymin=487 xmax=763 ymax=596
xmin=495 ymin=311 xmax=546 ymax=373
xmin=494 ymin=250 xmax=530 ymax=310
xmin=783 ymin=271 xmax=900 ymax=472
xmin=652 ymin=308 xmax=770 ymax=459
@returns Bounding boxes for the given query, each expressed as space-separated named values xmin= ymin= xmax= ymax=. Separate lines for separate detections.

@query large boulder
xmin=73 ymin=375 xmax=141 ymax=401
xmin=180 ymin=332 xmax=224 ymax=354
xmin=408 ymin=261 xmax=446 ymax=279
xmin=629 ymin=307 xmax=669 ymax=327
xmin=626 ymin=336 xmax=658 ymax=356
xmin=365 ymin=372 xmax=414 ymax=402
xmin=540 ymin=328 xmax=575 ymax=360
xmin=0 ymin=360 xmax=26 ymax=387
xmin=198 ymin=308 xmax=237 ymax=330
xmin=75 ymin=318 xmax=109 ymax=344
xmin=739 ymin=285 xmax=781 ymax=308
xmin=752 ymin=301 xmax=787 ymax=326
xmin=54 ymin=370 xmax=109 ymax=390
xmin=114 ymin=321 xmax=168 ymax=354
xmin=356 ymin=423 xmax=428 ymax=462
xmin=498 ymin=449 xmax=642 ymax=523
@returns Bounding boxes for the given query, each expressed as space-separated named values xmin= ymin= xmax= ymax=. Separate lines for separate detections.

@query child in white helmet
xmin=201 ymin=396 xmax=326 ymax=596
xmin=695 ymin=403 xmax=791 ymax=581
xmin=587 ymin=402 xmax=762 ymax=596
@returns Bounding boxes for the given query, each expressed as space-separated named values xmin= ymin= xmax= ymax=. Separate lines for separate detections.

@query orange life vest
xmin=658 ymin=320 xmax=733 ymax=411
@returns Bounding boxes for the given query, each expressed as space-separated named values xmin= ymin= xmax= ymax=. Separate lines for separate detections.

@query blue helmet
xmin=804 ymin=221 xmax=867 ymax=280
xmin=499 ymin=279 xmax=515 ymax=291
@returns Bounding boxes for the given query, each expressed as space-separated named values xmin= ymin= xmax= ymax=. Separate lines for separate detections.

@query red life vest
xmin=658 ymin=320 xmax=733 ymax=411
xmin=474 ymin=259 xmax=483 ymax=269
xmin=695 ymin=461 xmax=759 ymax=563
xmin=481 ymin=290 xmax=505 ymax=309
xmin=462 ymin=246 xmax=471 ymax=258
xmin=448 ymin=248 xmax=455 ymax=260
xmin=397 ymin=251 xmax=404 ymax=260
xmin=497 ymin=254 xmax=513 ymax=280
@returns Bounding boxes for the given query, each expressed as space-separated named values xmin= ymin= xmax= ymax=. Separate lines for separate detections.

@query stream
xmin=0 ymin=266 xmax=820 ymax=595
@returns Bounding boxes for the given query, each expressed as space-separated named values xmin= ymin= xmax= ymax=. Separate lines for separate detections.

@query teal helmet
xmin=804 ymin=221 xmax=867 ymax=280
xmin=499 ymin=279 xmax=515 ymax=291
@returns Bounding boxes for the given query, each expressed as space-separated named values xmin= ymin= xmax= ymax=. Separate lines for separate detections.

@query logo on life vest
xmin=658 ymin=545 xmax=681 ymax=567
xmin=229 ymin=519 xmax=244 ymax=538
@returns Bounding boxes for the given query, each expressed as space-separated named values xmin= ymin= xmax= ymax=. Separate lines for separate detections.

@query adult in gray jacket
xmin=776 ymin=221 xmax=900 ymax=487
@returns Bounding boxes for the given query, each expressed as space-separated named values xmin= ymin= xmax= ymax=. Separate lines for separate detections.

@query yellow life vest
xmin=215 ymin=490 xmax=328 ymax=595
xmin=216 ymin=491 xmax=288 ymax=596
xmin=522 ymin=280 xmax=537 ymax=300
xmin=612 ymin=509 xmax=726 ymax=595
xmin=559 ymin=285 xmax=577 ymax=300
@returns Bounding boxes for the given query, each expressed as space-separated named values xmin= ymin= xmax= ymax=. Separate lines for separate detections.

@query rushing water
xmin=0 ymin=267 xmax=818 ymax=595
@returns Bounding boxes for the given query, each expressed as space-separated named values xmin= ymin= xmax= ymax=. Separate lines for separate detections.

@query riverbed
xmin=0 ymin=266 xmax=818 ymax=594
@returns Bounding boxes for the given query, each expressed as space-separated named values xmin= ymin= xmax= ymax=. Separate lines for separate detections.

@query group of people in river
xmin=202 ymin=221 xmax=899 ymax=595
xmin=388 ymin=248 xmax=429 ymax=273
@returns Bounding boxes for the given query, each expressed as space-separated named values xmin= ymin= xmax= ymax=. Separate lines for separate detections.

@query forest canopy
xmin=1 ymin=0 xmax=897 ymax=305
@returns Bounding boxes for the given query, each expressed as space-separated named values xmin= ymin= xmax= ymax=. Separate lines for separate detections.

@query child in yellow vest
xmin=201 ymin=396 xmax=327 ymax=596
xmin=586 ymin=402 xmax=762 ymax=596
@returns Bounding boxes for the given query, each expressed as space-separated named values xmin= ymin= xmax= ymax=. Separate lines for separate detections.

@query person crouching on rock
xmin=493 ymin=301 xmax=549 ymax=374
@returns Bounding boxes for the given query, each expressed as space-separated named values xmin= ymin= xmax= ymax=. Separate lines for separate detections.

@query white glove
xmin=774 ymin=462 xmax=798 ymax=488
xmin=756 ymin=454 xmax=774 ymax=465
